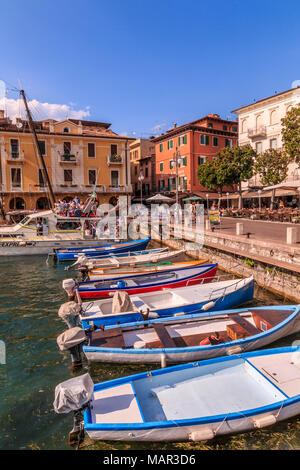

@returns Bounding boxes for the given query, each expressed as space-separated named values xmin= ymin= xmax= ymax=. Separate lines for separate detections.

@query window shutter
xmin=206 ymin=135 xmax=209 ymax=145
xmin=183 ymin=135 xmax=187 ymax=144
xmin=183 ymin=156 xmax=187 ymax=166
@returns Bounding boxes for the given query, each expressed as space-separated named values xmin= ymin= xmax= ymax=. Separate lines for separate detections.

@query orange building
xmin=153 ymin=114 xmax=238 ymax=194
xmin=130 ymin=138 xmax=156 ymax=198
xmin=0 ymin=111 xmax=135 ymax=212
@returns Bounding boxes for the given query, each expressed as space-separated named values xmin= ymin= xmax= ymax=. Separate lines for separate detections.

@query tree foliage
xmin=281 ymin=103 xmax=300 ymax=164
xmin=254 ymin=149 xmax=289 ymax=186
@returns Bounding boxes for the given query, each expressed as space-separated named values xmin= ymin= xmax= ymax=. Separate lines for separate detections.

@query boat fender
xmin=226 ymin=346 xmax=243 ymax=355
xmin=149 ymin=311 xmax=159 ymax=319
xmin=117 ymin=280 xmax=126 ymax=288
xmin=189 ymin=428 xmax=214 ymax=441
xmin=253 ymin=414 xmax=277 ymax=429
xmin=201 ymin=301 xmax=216 ymax=311
xmin=160 ymin=353 xmax=167 ymax=368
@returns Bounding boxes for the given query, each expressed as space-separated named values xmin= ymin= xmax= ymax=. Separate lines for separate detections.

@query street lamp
xmin=226 ymin=192 xmax=229 ymax=210
xmin=138 ymin=170 xmax=144 ymax=205
xmin=258 ymin=189 xmax=262 ymax=211
xmin=172 ymin=147 xmax=182 ymax=206
xmin=206 ymin=193 xmax=209 ymax=211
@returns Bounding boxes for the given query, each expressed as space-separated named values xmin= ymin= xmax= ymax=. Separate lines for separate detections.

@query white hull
xmin=0 ymin=238 xmax=109 ymax=256
xmin=86 ymin=402 xmax=300 ymax=441
xmin=84 ymin=313 xmax=300 ymax=363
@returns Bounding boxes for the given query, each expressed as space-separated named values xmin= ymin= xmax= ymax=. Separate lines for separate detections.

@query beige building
xmin=232 ymin=86 xmax=300 ymax=189
xmin=0 ymin=111 xmax=135 ymax=212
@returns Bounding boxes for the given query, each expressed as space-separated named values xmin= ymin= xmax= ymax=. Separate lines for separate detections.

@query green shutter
xmin=167 ymin=141 xmax=169 ymax=150
xmin=160 ymin=162 xmax=163 ymax=171
xmin=184 ymin=156 xmax=187 ymax=166
xmin=160 ymin=143 xmax=163 ymax=152
xmin=178 ymin=137 xmax=180 ymax=145
xmin=183 ymin=135 xmax=187 ymax=144
xmin=206 ymin=135 xmax=209 ymax=145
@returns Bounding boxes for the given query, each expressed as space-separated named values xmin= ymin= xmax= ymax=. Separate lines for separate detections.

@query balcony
xmin=107 ymin=154 xmax=123 ymax=165
xmin=6 ymin=151 xmax=24 ymax=164
xmin=59 ymin=154 xmax=77 ymax=164
xmin=248 ymin=126 xmax=267 ymax=138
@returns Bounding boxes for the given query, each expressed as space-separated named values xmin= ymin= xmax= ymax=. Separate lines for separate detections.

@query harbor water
xmin=1 ymin=251 xmax=300 ymax=450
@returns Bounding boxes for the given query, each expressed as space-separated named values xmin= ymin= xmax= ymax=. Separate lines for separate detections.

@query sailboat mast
xmin=20 ymin=89 xmax=56 ymax=209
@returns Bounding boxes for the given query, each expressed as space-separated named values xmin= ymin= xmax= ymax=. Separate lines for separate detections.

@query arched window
xmin=36 ymin=197 xmax=50 ymax=210
xmin=241 ymin=119 xmax=248 ymax=133
xmin=63 ymin=127 xmax=70 ymax=133
xmin=270 ymin=109 xmax=279 ymax=125
xmin=256 ymin=114 xmax=263 ymax=128
xmin=9 ymin=197 xmax=25 ymax=210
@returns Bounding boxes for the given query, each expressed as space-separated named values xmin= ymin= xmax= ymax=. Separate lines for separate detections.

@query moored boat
xmin=56 ymin=237 xmax=151 ymax=261
xmin=54 ymin=345 xmax=300 ymax=441
xmin=78 ymin=275 xmax=254 ymax=328
xmin=71 ymin=248 xmax=185 ymax=273
xmin=73 ymin=263 xmax=218 ymax=300
xmin=86 ymin=259 xmax=209 ymax=281
xmin=82 ymin=305 xmax=300 ymax=363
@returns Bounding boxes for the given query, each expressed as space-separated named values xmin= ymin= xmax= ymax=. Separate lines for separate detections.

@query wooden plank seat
xmin=145 ymin=330 xmax=230 ymax=349
xmin=89 ymin=327 xmax=126 ymax=349
xmin=152 ymin=323 xmax=177 ymax=348
xmin=228 ymin=314 xmax=261 ymax=337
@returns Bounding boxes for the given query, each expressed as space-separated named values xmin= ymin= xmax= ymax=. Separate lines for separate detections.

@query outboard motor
xmin=53 ymin=373 xmax=94 ymax=448
xmin=77 ymin=265 xmax=89 ymax=282
xmin=58 ymin=301 xmax=82 ymax=329
xmin=62 ymin=278 xmax=77 ymax=300
xmin=57 ymin=327 xmax=87 ymax=366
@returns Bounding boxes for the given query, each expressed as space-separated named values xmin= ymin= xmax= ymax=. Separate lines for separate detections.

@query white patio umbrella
xmin=146 ymin=193 xmax=174 ymax=203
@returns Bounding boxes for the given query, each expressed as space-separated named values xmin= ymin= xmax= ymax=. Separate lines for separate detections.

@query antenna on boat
xmin=20 ymin=89 xmax=56 ymax=209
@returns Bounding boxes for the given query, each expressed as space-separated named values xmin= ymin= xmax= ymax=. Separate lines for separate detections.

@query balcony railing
xmin=248 ymin=126 xmax=267 ymax=138
xmin=6 ymin=151 xmax=25 ymax=163
xmin=60 ymin=154 xmax=77 ymax=163
xmin=52 ymin=184 xmax=132 ymax=193
xmin=107 ymin=154 xmax=123 ymax=165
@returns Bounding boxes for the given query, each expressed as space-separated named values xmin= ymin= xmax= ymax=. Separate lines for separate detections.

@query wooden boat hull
xmin=84 ymin=346 xmax=300 ymax=441
xmin=83 ymin=305 xmax=300 ymax=363
xmin=80 ymin=276 xmax=254 ymax=329
xmin=77 ymin=264 xmax=218 ymax=299
xmin=56 ymin=237 xmax=150 ymax=261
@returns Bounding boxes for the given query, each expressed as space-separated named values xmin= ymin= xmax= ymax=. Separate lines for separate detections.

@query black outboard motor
xmin=53 ymin=373 xmax=94 ymax=448
xmin=78 ymin=265 xmax=89 ymax=282
xmin=57 ymin=327 xmax=87 ymax=366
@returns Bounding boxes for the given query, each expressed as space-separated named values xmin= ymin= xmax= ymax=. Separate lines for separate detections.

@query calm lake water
xmin=0 ymin=250 xmax=300 ymax=451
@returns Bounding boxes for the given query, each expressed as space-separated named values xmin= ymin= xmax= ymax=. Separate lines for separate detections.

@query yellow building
xmin=0 ymin=110 xmax=135 ymax=212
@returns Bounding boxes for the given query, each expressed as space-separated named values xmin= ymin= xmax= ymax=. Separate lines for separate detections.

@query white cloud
xmin=0 ymin=97 xmax=91 ymax=122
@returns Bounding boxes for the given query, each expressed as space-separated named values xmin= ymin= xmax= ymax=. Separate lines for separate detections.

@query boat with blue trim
xmin=54 ymin=345 xmax=300 ymax=441
xmin=73 ymin=262 xmax=218 ymax=299
xmin=78 ymin=275 xmax=254 ymax=328
xmin=56 ymin=237 xmax=151 ymax=261
xmin=82 ymin=305 xmax=300 ymax=363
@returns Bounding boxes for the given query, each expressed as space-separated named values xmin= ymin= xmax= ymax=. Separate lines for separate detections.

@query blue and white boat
xmin=83 ymin=346 xmax=300 ymax=441
xmin=55 ymin=237 xmax=151 ymax=261
xmin=54 ymin=346 xmax=300 ymax=441
xmin=82 ymin=305 xmax=300 ymax=364
xmin=79 ymin=275 xmax=254 ymax=329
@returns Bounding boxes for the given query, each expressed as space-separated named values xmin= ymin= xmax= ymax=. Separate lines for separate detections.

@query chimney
xmin=173 ymin=122 xmax=177 ymax=128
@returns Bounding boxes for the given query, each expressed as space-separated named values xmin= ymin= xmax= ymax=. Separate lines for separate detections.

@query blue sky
xmin=1 ymin=0 xmax=300 ymax=137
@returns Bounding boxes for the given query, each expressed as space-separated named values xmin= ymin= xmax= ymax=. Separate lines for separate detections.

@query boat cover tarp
xmin=58 ymin=301 xmax=81 ymax=319
xmin=53 ymin=373 xmax=94 ymax=413
xmin=112 ymin=290 xmax=134 ymax=314
xmin=57 ymin=327 xmax=86 ymax=351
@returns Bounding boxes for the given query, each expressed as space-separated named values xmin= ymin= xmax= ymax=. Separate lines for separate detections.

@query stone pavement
xmin=207 ymin=217 xmax=300 ymax=247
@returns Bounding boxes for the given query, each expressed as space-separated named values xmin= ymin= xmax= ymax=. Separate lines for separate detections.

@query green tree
xmin=281 ymin=103 xmax=300 ymax=164
xmin=254 ymin=149 xmax=289 ymax=209
xmin=216 ymin=145 xmax=256 ymax=209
